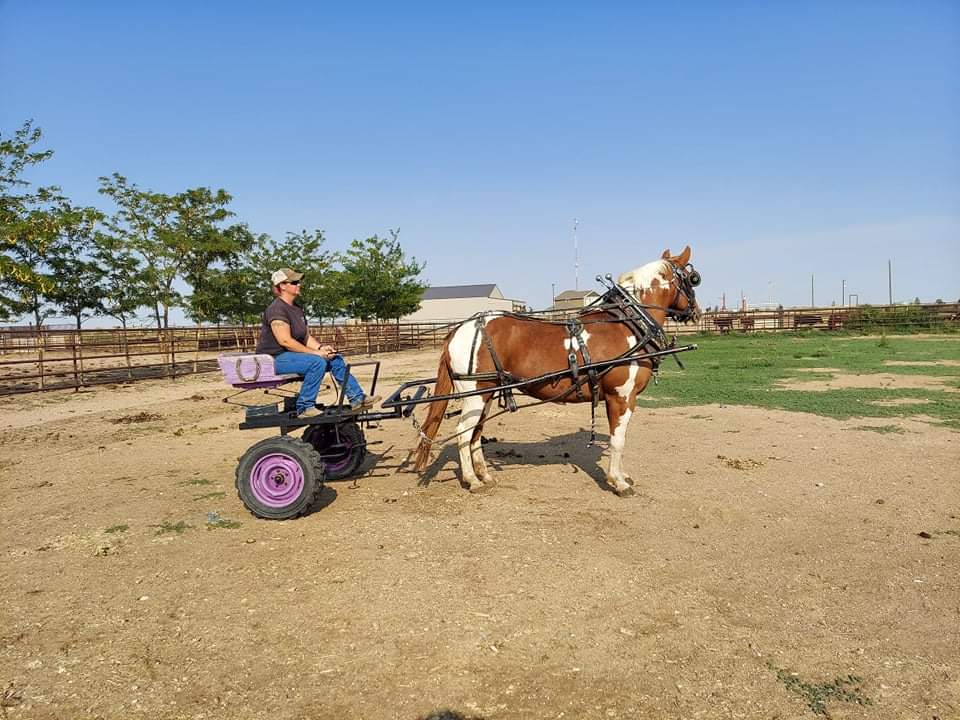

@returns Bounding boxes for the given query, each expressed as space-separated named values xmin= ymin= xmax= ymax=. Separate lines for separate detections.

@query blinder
xmin=668 ymin=260 xmax=701 ymax=322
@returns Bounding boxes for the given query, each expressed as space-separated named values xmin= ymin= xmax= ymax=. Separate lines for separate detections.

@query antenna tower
xmin=573 ymin=218 xmax=579 ymax=290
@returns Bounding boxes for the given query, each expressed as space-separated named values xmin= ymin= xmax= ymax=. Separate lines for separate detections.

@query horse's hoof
xmin=615 ymin=486 xmax=636 ymax=498
xmin=469 ymin=483 xmax=490 ymax=494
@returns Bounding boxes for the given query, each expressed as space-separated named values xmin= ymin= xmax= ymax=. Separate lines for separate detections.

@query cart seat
xmin=218 ymin=353 xmax=302 ymax=389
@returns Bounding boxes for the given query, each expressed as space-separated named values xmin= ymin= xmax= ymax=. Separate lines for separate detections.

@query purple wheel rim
xmin=325 ymin=436 xmax=355 ymax=474
xmin=249 ymin=453 xmax=305 ymax=507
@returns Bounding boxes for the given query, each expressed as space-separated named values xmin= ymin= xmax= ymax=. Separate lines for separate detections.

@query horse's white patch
xmin=563 ymin=329 xmax=591 ymax=354
xmin=615 ymin=363 xmax=639 ymax=400
xmin=613 ymin=335 xmax=639 ymax=400
xmin=448 ymin=319 xmax=485 ymax=392
xmin=618 ymin=260 xmax=670 ymax=294
xmin=610 ymin=408 xmax=632 ymax=451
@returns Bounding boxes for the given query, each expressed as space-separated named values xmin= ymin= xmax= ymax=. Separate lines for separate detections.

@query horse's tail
xmin=412 ymin=342 xmax=454 ymax=471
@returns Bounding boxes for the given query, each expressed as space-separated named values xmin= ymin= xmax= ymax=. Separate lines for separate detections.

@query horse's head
xmin=617 ymin=245 xmax=702 ymax=323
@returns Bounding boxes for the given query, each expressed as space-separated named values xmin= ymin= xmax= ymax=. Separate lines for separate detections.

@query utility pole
xmin=888 ymin=259 xmax=893 ymax=305
xmin=811 ymin=274 xmax=815 ymax=307
xmin=551 ymin=282 xmax=555 ymax=307
xmin=842 ymin=279 xmax=846 ymax=307
xmin=573 ymin=218 xmax=579 ymax=291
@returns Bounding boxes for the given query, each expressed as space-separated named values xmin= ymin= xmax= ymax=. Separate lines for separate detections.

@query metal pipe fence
xmin=0 ymin=321 xmax=454 ymax=396
xmin=1 ymin=304 xmax=956 ymax=396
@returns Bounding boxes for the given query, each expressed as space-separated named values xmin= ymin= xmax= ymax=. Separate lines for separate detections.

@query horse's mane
xmin=617 ymin=260 xmax=670 ymax=295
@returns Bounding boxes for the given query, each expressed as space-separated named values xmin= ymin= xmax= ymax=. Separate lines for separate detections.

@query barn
xmin=402 ymin=284 xmax=526 ymax=322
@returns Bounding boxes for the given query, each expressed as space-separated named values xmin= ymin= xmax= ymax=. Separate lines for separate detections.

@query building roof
xmin=422 ymin=284 xmax=499 ymax=300
xmin=554 ymin=289 xmax=599 ymax=301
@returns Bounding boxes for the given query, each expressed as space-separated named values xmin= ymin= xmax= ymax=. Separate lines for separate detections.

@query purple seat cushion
xmin=218 ymin=353 xmax=302 ymax=389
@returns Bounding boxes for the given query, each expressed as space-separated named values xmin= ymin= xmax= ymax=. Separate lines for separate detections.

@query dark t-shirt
xmin=256 ymin=298 xmax=309 ymax=356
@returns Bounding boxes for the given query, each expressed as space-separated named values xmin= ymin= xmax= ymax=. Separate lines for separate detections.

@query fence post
xmin=170 ymin=329 xmax=177 ymax=379
xmin=71 ymin=339 xmax=80 ymax=392
xmin=38 ymin=347 xmax=45 ymax=390
xmin=193 ymin=327 xmax=201 ymax=372
xmin=77 ymin=330 xmax=85 ymax=385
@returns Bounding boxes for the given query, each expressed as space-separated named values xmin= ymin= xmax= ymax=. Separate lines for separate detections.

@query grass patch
xmin=182 ymin=478 xmax=213 ymax=486
xmin=645 ymin=334 xmax=960 ymax=426
xmin=153 ymin=520 xmax=192 ymax=536
xmin=922 ymin=529 xmax=960 ymax=538
xmin=206 ymin=512 xmax=241 ymax=530
xmin=192 ymin=491 xmax=226 ymax=501
xmin=768 ymin=663 xmax=872 ymax=715
xmin=851 ymin=424 xmax=904 ymax=434
xmin=111 ymin=412 xmax=163 ymax=424
xmin=104 ymin=524 xmax=129 ymax=534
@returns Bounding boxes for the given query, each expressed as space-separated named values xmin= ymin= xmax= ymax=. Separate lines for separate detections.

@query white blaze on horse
xmin=412 ymin=246 xmax=702 ymax=496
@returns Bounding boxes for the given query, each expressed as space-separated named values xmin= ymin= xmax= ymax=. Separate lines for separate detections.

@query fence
xmin=1 ymin=303 xmax=957 ymax=396
xmin=0 ymin=321 xmax=454 ymax=396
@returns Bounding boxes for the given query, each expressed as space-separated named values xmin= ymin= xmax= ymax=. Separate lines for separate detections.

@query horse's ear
xmin=661 ymin=248 xmax=672 ymax=259
xmin=676 ymin=245 xmax=691 ymax=265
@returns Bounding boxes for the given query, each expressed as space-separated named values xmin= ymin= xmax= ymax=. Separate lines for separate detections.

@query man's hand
xmin=318 ymin=345 xmax=337 ymax=360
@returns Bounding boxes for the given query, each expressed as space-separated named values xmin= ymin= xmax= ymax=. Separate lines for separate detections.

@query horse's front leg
xmin=603 ymin=393 xmax=635 ymax=497
xmin=469 ymin=395 xmax=495 ymax=485
xmin=457 ymin=394 xmax=490 ymax=493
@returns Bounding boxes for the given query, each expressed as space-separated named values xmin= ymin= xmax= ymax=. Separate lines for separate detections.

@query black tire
xmin=235 ymin=435 xmax=324 ymax=520
xmin=302 ymin=422 xmax=367 ymax=481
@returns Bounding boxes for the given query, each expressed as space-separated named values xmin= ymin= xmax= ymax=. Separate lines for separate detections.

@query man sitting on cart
xmin=256 ymin=267 xmax=380 ymax=418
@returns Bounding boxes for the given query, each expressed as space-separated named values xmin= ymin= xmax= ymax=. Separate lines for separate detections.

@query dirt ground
xmin=1 ymin=347 xmax=958 ymax=720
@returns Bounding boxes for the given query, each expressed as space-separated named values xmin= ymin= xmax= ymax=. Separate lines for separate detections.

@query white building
xmin=402 ymin=284 xmax=526 ymax=322
xmin=548 ymin=289 xmax=601 ymax=312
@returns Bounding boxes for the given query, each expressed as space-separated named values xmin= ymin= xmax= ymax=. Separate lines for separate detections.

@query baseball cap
xmin=271 ymin=268 xmax=304 ymax=285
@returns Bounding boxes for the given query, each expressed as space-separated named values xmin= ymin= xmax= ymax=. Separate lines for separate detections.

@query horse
xmin=412 ymin=246 xmax=702 ymax=496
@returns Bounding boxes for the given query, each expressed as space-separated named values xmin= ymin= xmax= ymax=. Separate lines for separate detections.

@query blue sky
xmin=2 ymin=1 xmax=958 ymax=322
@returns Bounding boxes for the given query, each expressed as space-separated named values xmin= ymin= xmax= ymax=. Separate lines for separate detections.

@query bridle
xmin=667 ymin=261 xmax=701 ymax=322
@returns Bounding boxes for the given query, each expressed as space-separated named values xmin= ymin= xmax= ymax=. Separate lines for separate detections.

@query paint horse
xmin=412 ymin=246 xmax=702 ymax=496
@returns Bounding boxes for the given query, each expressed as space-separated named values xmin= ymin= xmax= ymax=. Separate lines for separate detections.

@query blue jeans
xmin=273 ymin=352 xmax=364 ymax=413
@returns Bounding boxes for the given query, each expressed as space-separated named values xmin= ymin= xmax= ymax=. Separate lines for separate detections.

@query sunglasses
xmin=283 ymin=280 xmax=301 ymax=286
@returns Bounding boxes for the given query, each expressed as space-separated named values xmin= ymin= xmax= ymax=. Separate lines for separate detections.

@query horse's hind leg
xmin=469 ymin=395 xmax=495 ymax=485
xmin=457 ymin=394 xmax=490 ymax=493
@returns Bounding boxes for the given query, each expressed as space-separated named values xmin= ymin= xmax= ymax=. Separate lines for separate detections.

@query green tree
xmin=0 ymin=120 xmax=64 ymax=324
xmin=203 ymin=256 xmax=262 ymax=325
xmin=340 ymin=230 xmax=426 ymax=321
xmin=46 ymin=204 xmax=106 ymax=329
xmin=246 ymin=229 xmax=339 ymax=320
xmin=174 ymin=188 xmax=257 ymax=325
xmin=93 ymin=230 xmax=148 ymax=330
xmin=99 ymin=175 xmax=255 ymax=329
xmin=98 ymin=173 xmax=180 ymax=329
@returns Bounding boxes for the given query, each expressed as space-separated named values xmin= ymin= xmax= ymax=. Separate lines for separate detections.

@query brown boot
xmin=351 ymin=394 xmax=381 ymax=411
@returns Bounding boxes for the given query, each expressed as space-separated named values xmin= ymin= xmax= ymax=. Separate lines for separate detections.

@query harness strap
xmin=478 ymin=321 xmax=518 ymax=412
xmin=467 ymin=319 xmax=481 ymax=375
xmin=566 ymin=318 xmax=602 ymax=445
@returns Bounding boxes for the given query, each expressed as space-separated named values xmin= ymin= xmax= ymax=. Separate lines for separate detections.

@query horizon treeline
xmin=0 ymin=120 xmax=427 ymax=330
